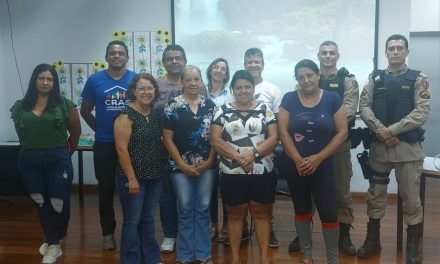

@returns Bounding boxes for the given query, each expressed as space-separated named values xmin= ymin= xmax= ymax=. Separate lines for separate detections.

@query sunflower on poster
xmin=112 ymin=30 xmax=128 ymax=42
xmin=92 ymin=61 xmax=106 ymax=72
xmin=53 ymin=60 xmax=67 ymax=85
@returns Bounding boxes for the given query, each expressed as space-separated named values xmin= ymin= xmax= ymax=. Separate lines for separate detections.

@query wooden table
xmin=397 ymin=156 xmax=440 ymax=251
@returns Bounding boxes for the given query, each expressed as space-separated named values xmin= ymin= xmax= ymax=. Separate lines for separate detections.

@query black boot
xmin=357 ymin=218 xmax=381 ymax=258
xmin=406 ymin=223 xmax=422 ymax=264
xmin=339 ymin=223 xmax=356 ymax=256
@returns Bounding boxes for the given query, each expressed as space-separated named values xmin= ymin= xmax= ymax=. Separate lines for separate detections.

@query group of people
xmin=10 ymin=33 xmax=430 ymax=264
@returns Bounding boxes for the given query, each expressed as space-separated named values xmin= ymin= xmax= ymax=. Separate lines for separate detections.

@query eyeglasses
xmin=164 ymin=56 xmax=185 ymax=63
xmin=212 ymin=64 xmax=227 ymax=73
xmin=136 ymin=86 xmax=155 ymax=93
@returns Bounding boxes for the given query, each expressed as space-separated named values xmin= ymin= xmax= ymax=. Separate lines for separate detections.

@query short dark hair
xmin=105 ymin=40 xmax=129 ymax=57
xmin=22 ymin=63 xmax=62 ymax=111
xmin=162 ymin=44 xmax=187 ymax=62
xmin=126 ymin=73 xmax=159 ymax=101
xmin=206 ymin=58 xmax=230 ymax=91
xmin=294 ymin=59 xmax=320 ymax=79
xmin=319 ymin=40 xmax=338 ymax=49
xmin=244 ymin=48 xmax=264 ymax=63
xmin=230 ymin=70 xmax=255 ymax=92
xmin=385 ymin=34 xmax=408 ymax=50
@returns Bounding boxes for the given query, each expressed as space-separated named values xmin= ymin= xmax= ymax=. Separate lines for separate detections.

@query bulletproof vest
xmin=372 ymin=69 xmax=423 ymax=143
xmin=320 ymin=67 xmax=351 ymax=98
xmin=320 ymin=67 xmax=355 ymax=127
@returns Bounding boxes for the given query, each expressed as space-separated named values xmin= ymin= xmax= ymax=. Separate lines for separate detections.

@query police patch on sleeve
xmin=419 ymin=89 xmax=430 ymax=99
xmin=421 ymin=78 xmax=429 ymax=89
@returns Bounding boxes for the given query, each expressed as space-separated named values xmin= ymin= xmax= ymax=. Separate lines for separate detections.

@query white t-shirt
xmin=254 ymin=80 xmax=282 ymax=113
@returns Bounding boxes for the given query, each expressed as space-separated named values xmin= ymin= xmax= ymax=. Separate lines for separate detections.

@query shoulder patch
xmin=420 ymin=78 xmax=429 ymax=89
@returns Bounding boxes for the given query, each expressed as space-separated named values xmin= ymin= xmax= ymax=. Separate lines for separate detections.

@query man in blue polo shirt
xmin=80 ymin=40 xmax=135 ymax=250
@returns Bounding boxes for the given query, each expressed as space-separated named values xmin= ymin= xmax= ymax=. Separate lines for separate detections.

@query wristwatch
xmin=253 ymin=148 xmax=260 ymax=158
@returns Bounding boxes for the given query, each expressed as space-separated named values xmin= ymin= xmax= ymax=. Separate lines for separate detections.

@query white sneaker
xmin=39 ymin=239 xmax=64 ymax=256
xmin=41 ymin=245 xmax=62 ymax=264
xmin=160 ymin=237 xmax=176 ymax=252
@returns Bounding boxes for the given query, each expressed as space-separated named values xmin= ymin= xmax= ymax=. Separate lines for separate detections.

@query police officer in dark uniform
xmin=358 ymin=34 xmax=431 ymax=264
xmin=318 ymin=41 xmax=359 ymax=256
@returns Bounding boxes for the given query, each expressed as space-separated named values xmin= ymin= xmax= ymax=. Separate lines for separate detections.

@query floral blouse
xmin=162 ymin=95 xmax=216 ymax=172
xmin=212 ymin=102 xmax=277 ymax=175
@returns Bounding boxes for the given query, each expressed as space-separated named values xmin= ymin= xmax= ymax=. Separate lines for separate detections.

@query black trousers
xmin=93 ymin=142 xmax=117 ymax=236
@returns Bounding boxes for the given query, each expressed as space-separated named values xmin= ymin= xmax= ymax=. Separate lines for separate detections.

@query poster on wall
xmin=54 ymin=29 xmax=170 ymax=108
xmin=111 ymin=29 xmax=169 ymax=77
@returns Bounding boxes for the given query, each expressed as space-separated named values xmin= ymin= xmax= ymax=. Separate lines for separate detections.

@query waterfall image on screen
xmin=174 ymin=0 xmax=376 ymax=94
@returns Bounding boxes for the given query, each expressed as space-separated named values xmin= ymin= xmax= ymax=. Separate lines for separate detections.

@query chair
xmin=273 ymin=144 xmax=291 ymax=196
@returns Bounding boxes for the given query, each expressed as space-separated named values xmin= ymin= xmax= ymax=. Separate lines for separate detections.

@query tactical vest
xmin=372 ymin=69 xmax=423 ymax=143
xmin=320 ymin=67 xmax=355 ymax=128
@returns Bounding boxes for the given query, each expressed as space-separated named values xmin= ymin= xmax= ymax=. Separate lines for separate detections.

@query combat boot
xmin=339 ymin=223 xmax=356 ymax=256
xmin=357 ymin=218 xmax=381 ymax=258
xmin=406 ymin=223 xmax=421 ymax=264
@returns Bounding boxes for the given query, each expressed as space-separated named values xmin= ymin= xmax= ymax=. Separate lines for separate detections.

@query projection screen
xmin=172 ymin=0 xmax=377 ymax=94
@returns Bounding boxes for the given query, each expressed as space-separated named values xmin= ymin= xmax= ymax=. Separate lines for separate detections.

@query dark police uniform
xmin=359 ymin=65 xmax=430 ymax=225
xmin=320 ymin=68 xmax=359 ymax=225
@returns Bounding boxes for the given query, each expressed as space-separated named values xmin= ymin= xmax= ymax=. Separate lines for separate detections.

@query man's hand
xmin=376 ymin=127 xmax=393 ymax=142
xmin=384 ymin=136 xmax=400 ymax=146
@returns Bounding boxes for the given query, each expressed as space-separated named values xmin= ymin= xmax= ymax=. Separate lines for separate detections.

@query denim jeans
xmin=18 ymin=147 xmax=73 ymax=245
xmin=159 ymin=159 xmax=178 ymax=238
xmin=93 ymin=142 xmax=117 ymax=236
xmin=117 ymin=176 xmax=162 ymax=264
xmin=171 ymin=169 xmax=215 ymax=262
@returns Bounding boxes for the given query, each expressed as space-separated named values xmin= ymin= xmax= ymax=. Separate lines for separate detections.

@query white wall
xmin=410 ymin=0 xmax=440 ymax=32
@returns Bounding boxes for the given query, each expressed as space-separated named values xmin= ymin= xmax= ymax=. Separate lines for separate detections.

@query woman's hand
xmin=298 ymin=154 xmax=323 ymax=176
xmin=128 ymin=178 xmax=140 ymax=195
xmin=194 ymin=160 xmax=211 ymax=174
xmin=236 ymin=150 xmax=255 ymax=173
xmin=294 ymin=157 xmax=307 ymax=176
xmin=242 ymin=162 xmax=254 ymax=173
xmin=180 ymin=164 xmax=200 ymax=177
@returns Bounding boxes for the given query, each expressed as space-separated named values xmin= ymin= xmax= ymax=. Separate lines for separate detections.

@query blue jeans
xmin=18 ymin=147 xmax=73 ymax=245
xmin=171 ymin=169 xmax=215 ymax=262
xmin=117 ymin=176 xmax=162 ymax=264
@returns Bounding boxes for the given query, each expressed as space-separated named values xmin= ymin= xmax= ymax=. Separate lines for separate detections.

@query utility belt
xmin=348 ymin=127 xmax=375 ymax=149
xmin=359 ymin=127 xmax=425 ymax=150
